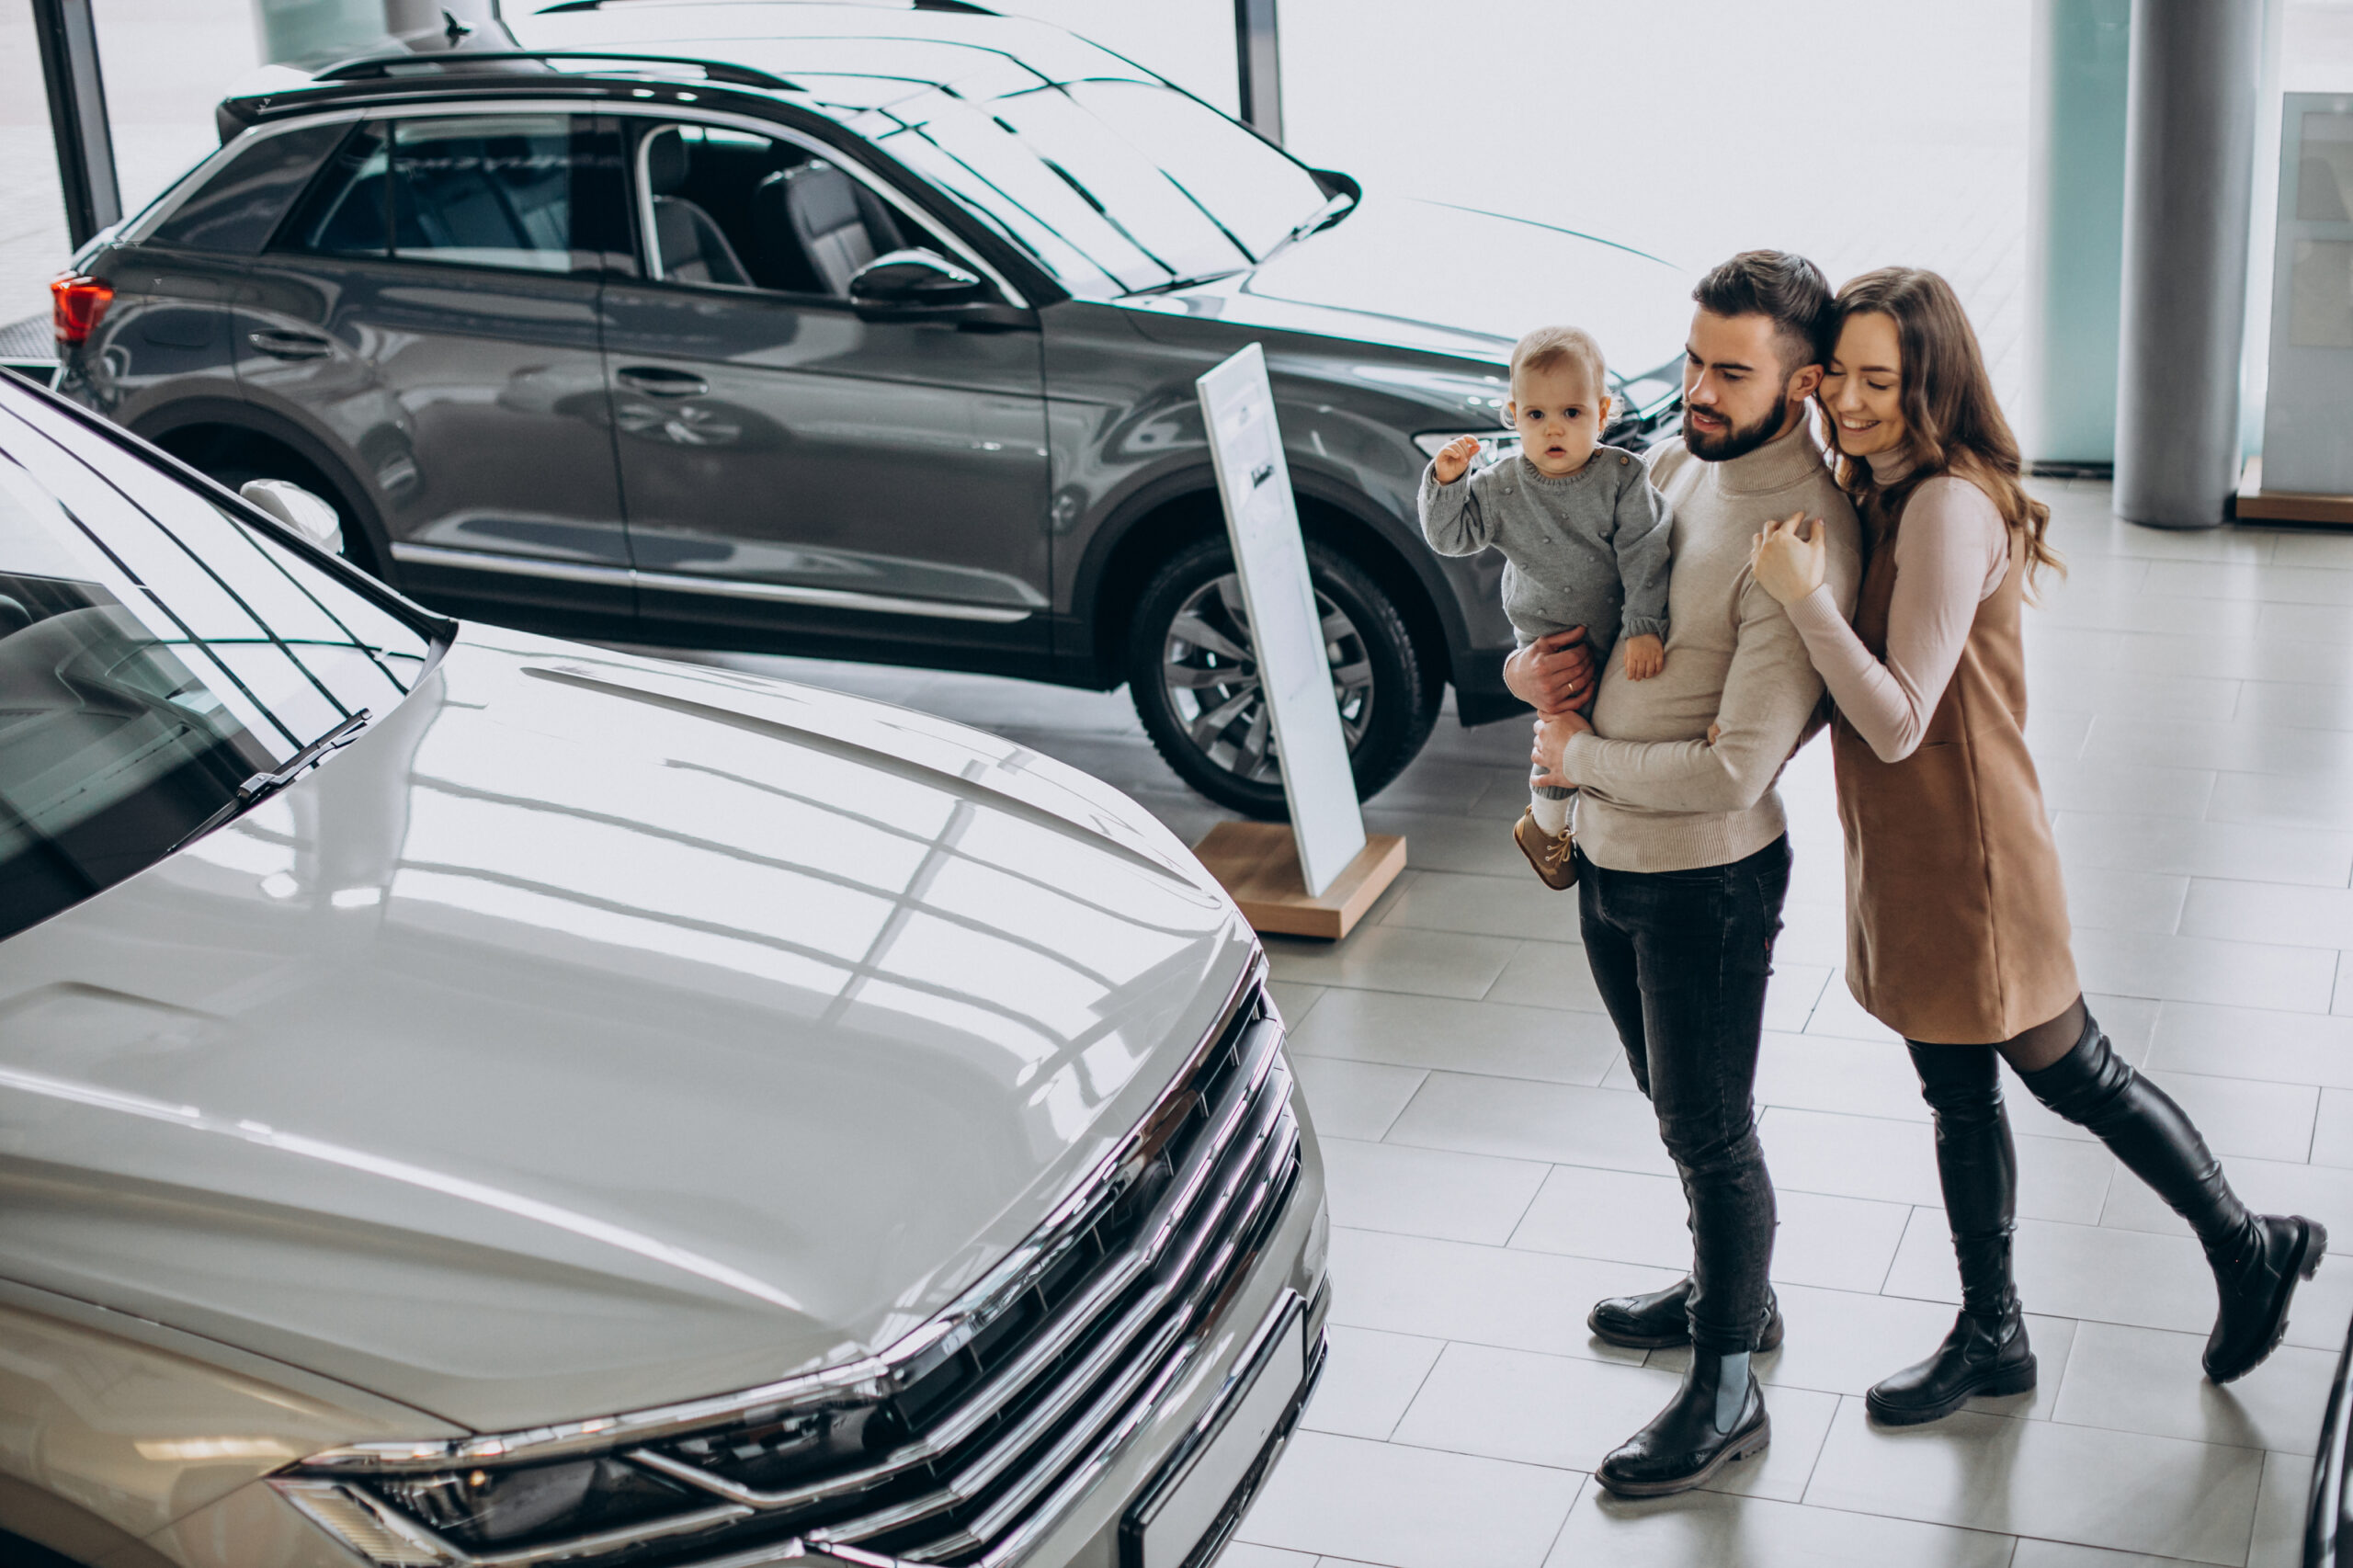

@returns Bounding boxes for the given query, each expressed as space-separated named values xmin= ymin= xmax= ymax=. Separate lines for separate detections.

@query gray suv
xmin=53 ymin=0 xmax=1687 ymax=815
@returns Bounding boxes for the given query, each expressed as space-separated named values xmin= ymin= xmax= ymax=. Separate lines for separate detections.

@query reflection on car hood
xmin=0 ymin=629 xmax=1255 ymax=1434
xmin=1131 ymin=194 xmax=1692 ymax=396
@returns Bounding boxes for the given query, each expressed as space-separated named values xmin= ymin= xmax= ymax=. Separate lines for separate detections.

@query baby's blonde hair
xmin=1509 ymin=324 xmax=1608 ymax=403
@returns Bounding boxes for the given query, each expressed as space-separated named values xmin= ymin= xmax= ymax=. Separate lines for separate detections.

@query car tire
xmin=1128 ymin=535 xmax=1439 ymax=820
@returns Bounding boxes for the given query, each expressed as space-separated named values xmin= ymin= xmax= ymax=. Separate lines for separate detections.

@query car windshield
xmin=0 ymin=391 xmax=435 ymax=943
xmin=829 ymin=77 xmax=1335 ymax=298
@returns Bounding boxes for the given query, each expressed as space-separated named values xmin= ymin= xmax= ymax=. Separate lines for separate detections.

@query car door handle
xmin=615 ymin=367 xmax=709 ymax=398
xmin=246 ymin=329 xmax=331 ymax=360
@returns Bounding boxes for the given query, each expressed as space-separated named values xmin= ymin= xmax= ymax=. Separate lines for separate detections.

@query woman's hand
xmin=1530 ymin=709 xmax=1591 ymax=790
xmin=1504 ymin=628 xmax=1597 ymax=716
xmin=1751 ymin=511 xmax=1827 ymax=606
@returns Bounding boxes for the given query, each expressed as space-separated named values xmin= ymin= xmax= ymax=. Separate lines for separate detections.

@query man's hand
xmin=1530 ymin=710 xmax=1591 ymax=790
xmin=1504 ymin=627 xmax=1597 ymax=717
xmin=1431 ymin=435 xmax=1482 ymax=485
xmin=1751 ymin=511 xmax=1828 ymax=606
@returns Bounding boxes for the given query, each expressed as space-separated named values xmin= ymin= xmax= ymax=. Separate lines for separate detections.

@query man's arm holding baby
xmin=1540 ymin=519 xmax=1861 ymax=809
xmin=1505 ymin=629 xmax=1598 ymax=719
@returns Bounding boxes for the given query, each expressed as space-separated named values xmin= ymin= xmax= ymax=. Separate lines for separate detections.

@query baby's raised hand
xmin=1623 ymin=633 xmax=1664 ymax=681
xmin=1432 ymin=435 xmax=1483 ymax=484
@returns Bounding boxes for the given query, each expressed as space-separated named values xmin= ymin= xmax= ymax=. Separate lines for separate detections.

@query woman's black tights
xmin=1911 ymin=995 xmax=2257 ymax=1315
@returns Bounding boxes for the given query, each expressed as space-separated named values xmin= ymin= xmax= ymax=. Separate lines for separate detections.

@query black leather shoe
xmin=2204 ymin=1214 xmax=2326 ymax=1383
xmin=1596 ymin=1352 xmax=1770 ymax=1498
xmin=1588 ymin=1276 xmax=1784 ymax=1352
xmin=1865 ymin=1304 xmax=2036 ymax=1426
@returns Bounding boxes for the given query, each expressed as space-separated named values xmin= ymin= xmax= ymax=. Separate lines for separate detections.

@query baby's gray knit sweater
xmin=1418 ymin=446 xmax=1671 ymax=663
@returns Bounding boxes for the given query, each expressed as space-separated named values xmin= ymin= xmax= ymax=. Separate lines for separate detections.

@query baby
xmin=1419 ymin=324 xmax=1671 ymax=891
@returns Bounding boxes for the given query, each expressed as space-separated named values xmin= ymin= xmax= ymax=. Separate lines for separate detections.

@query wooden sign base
xmin=2239 ymin=457 xmax=2353 ymax=526
xmin=1192 ymin=822 xmax=1406 ymax=941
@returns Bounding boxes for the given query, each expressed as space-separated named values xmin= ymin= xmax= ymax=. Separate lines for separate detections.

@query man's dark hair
xmin=1692 ymin=250 xmax=1833 ymax=372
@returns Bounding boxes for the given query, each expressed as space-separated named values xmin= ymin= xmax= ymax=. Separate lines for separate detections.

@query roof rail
xmin=313 ymin=50 xmax=797 ymax=91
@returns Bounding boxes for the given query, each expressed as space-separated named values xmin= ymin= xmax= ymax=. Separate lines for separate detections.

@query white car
xmin=0 ymin=371 xmax=1327 ymax=1568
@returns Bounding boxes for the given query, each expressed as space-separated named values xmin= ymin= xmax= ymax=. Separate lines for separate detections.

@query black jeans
xmin=1578 ymin=835 xmax=1790 ymax=1354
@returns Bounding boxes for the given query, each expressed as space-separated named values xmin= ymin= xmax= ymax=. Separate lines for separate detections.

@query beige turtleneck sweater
xmin=1782 ymin=448 xmax=2011 ymax=764
xmin=1561 ymin=423 xmax=1862 ymax=873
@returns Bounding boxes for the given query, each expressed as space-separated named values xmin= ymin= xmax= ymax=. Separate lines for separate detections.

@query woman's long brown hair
xmin=1824 ymin=267 xmax=2062 ymax=592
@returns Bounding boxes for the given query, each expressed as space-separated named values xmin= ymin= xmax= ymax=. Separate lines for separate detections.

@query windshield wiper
xmin=167 ymin=708 xmax=371 ymax=855
xmin=1122 ymin=268 xmax=1246 ymax=298
xmin=1256 ymin=190 xmax=1358 ymax=268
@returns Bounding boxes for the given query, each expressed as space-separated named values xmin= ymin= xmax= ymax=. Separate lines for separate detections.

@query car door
xmin=233 ymin=110 xmax=636 ymax=625
xmin=597 ymin=117 xmax=1051 ymax=661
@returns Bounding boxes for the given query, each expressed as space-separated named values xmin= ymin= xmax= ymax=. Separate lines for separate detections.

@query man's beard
xmin=1685 ymin=398 xmax=1793 ymax=462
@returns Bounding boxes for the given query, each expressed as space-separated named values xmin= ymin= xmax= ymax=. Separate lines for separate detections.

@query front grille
xmin=279 ymin=960 xmax=1306 ymax=1568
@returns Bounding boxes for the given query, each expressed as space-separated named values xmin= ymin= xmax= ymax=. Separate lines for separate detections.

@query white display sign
xmin=1196 ymin=344 xmax=1367 ymax=896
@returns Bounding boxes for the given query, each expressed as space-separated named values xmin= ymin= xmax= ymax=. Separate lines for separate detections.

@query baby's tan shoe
xmin=1514 ymin=811 xmax=1578 ymax=891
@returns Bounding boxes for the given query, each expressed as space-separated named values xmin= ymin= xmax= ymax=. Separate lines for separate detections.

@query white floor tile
xmin=2051 ymin=1318 xmax=2335 ymax=1456
xmin=1506 ymin=1164 xmax=1908 ymax=1290
xmin=2312 ymin=1085 xmax=2353 ymax=1167
xmin=2250 ymin=1450 xmax=2316 ymax=1568
xmin=1317 ymin=1136 xmax=1548 ymax=1244
xmin=1300 ymin=1324 xmax=1444 ymax=1442
xmin=1545 ymin=1476 xmax=2018 ymax=1568
xmin=2009 ymin=1542 xmax=2211 ymax=1568
xmin=2183 ymin=879 xmax=2353 ymax=950
xmin=1285 ymin=989 xmax=1621 ymax=1085
xmin=2071 ymin=926 xmax=2338 ymax=1013
xmin=2100 ymin=1151 xmax=2353 ymax=1240
xmin=1802 ymin=1398 xmax=2264 ymax=1562
xmin=1388 ymin=1342 xmax=1838 ymax=1504
xmin=1755 ymin=1031 xmax=1929 ymax=1120
xmin=1483 ymin=941 xmax=1612 ymax=1013
xmin=1217 ymin=1546 xmax=1324 ymax=1568
xmin=1759 ymin=1107 xmax=2115 ymax=1222
xmin=1290 ymin=1056 xmax=1427 ymax=1142
xmin=1802 ymin=975 xmax=1904 ymax=1043
xmin=1382 ymin=1072 xmax=1673 ymax=1176
xmin=2055 ymin=811 xmax=2353 ymax=888
xmin=1236 ymin=1429 xmax=1582 ymax=1568
xmin=1763 ymin=963 xmax=1834 ymax=1033
xmin=1378 ymin=869 xmax=1583 ymax=940
xmin=2067 ymin=865 xmax=2190 ymax=935
xmin=1269 ymin=982 xmax=1327 ymax=1028
xmin=1326 ymin=1227 xmax=1669 ymax=1363
xmin=1266 ymin=925 xmax=1521 ymax=1001
xmin=2148 ymin=1001 xmax=2353 ymax=1089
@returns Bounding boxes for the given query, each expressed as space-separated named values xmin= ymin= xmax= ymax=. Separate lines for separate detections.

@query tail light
xmin=51 ymin=274 xmax=114 ymax=347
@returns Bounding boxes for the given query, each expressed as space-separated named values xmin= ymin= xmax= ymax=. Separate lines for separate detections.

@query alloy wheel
xmin=1157 ymin=571 xmax=1374 ymax=786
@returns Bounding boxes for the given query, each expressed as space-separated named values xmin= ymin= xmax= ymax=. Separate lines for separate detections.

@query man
xmin=1512 ymin=251 xmax=1862 ymax=1497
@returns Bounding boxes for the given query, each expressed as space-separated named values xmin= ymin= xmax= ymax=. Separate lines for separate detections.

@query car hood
xmin=1125 ymin=194 xmax=1693 ymax=404
xmin=0 ymin=629 xmax=1256 ymax=1435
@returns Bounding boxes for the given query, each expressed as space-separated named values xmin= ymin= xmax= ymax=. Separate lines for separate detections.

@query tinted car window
xmin=0 ymin=392 xmax=434 ymax=942
xmin=633 ymin=122 xmax=899 ymax=296
xmin=150 ymin=120 xmax=352 ymax=255
xmin=838 ymin=77 xmax=1329 ymax=297
xmin=279 ymin=115 xmax=631 ymax=274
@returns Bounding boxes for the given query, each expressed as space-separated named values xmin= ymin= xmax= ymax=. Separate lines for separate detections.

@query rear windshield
xmin=0 ymin=393 xmax=434 ymax=942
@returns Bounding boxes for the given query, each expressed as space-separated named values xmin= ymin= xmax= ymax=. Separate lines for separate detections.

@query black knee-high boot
xmin=1868 ymin=1043 xmax=2036 ymax=1424
xmin=2018 ymin=1012 xmax=2327 ymax=1382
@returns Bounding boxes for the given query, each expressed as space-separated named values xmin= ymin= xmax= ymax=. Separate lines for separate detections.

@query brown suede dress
xmin=1831 ymin=498 xmax=2080 ymax=1045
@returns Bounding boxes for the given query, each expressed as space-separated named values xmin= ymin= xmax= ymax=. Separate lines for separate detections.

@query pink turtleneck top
xmin=1781 ymin=449 xmax=2011 ymax=764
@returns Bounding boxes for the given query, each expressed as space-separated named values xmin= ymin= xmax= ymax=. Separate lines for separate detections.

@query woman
xmin=1750 ymin=267 xmax=2323 ymax=1424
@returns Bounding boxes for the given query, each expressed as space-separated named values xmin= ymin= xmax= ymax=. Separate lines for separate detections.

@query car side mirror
xmin=240 ymin=478 xmax=345 ymax=556
xmin=848 ymin=248 xmax=987 ymax=308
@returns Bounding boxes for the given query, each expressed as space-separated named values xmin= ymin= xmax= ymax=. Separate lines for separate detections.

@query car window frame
xmin=265 ymin=105 xmax=637 ymax=281
xmin=610 ymin=104 xmax=1030 ymax=309
xmin=120 ymin=108 xmax=373 ymax=249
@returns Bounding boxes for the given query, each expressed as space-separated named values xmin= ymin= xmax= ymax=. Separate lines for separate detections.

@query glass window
xmin=0 ymin=392 xmax=435 ymax=943
xmin=836 ymin=78 xmax=1331 ymax=298
xmin=152 ymin=120 xmax=353 ymax=256
xmin=392 ymin=116 xmax=579 ymax=272
xmin=634 ymin=122 xmax=904 ymax=297
xmin=278 ymin=115 xmax=631 ymax=274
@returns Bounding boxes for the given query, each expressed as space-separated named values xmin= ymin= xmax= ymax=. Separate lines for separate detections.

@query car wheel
xmin=1128 ymin=535 xmax=1439 ymax=820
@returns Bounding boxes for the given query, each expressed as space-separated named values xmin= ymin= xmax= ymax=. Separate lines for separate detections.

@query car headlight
xmin=1412 ymin=431 xmax=1521 ymax=467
